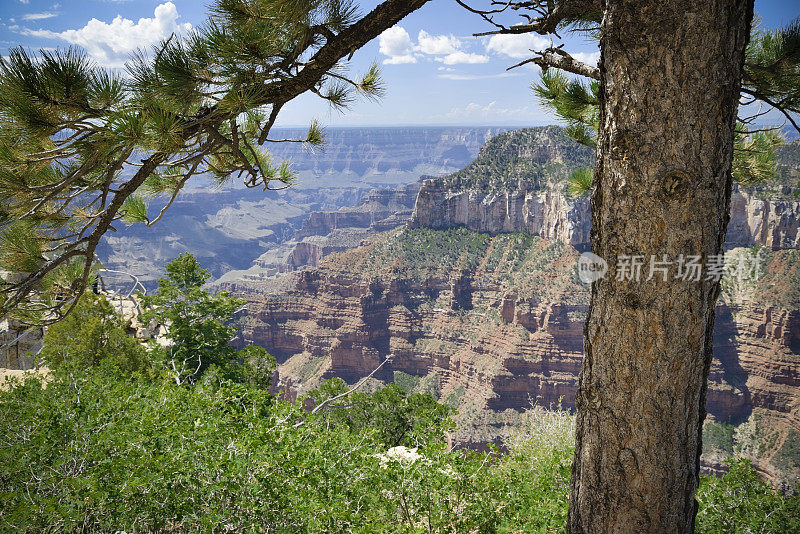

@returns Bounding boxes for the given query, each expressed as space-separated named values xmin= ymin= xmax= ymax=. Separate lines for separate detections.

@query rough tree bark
xmin=568 ymin=0 xmax=754 ymax=532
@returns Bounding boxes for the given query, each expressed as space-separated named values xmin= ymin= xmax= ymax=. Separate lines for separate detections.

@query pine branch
xmin=1 ymin=0 xmax=433 ymax=322
xmin=741 ymin=87 xmax=800 ymax=134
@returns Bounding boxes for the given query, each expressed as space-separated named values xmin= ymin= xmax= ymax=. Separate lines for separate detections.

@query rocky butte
xmin=232 ymin=128 xmax=800 ymax=488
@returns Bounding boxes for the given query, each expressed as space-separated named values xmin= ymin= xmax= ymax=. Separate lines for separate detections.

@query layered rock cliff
xmin=725 ymin=187 xmax=800 ymax=249
xmin=227 ymin=128 xmax=800 ymax=488
xmin=233 ymin=229 xmax=800 ymax=486
xmin=411 ymin=184 xmax=591 ymax=247
xmin=296 ymin=183 xmax=420 ymax=239
xmin=411 ymin=129 xmax=800 ymax=250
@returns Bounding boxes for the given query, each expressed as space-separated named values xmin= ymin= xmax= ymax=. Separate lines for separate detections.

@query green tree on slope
xmin=141 ymin=253 xmax=274 ymax=386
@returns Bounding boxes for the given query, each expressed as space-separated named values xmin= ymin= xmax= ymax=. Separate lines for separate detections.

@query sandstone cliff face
xmin=411 ymin=182 xmax=800 ymax=250
xmin=411 ymin=182 xmax=591 ymax=247
xmin=725 ymin=186 xmax=800 ymax=249
xmin=708 ymin=304 xmax=800 ymax=422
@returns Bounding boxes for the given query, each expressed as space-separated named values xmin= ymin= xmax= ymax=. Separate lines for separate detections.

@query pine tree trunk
xmin=567 ymin=1 xmax=754 ymax=532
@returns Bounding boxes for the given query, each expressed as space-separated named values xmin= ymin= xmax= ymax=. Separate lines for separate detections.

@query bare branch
xmin=511 ymin=48 xmax=600 ymax=79
xmin=741 ymin=87 xmax=800 ymax=135
xmin=470 ymin=0 xmax=601 ymax=37
xmin=309 ymin=356 xmax=392 ymax=416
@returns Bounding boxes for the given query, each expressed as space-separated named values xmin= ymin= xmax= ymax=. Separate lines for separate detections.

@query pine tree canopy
xmin=0 ymin=0 xmax=430 ymax=324
xmin=458 ymin=1 xmax=800 ymax=196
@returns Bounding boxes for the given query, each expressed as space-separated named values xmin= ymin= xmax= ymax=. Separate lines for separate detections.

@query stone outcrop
xmin=236 ymin=258 xmax=586 ymax=444
xmin=411 ymin=182 xmax=591 ymax=247
xmin=411 ymin=182 xmax=800 ymax=250
xmin=287 ymin=239 xmax=356 ymax=270
xmin=725 ymin=186 xmax=800 ymax=249
xmin=0 ymin=319 xmax=43 ymax=371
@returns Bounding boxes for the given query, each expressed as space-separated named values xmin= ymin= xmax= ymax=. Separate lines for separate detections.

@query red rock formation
xmin=232 ymin=233 xmax=800 ymax=484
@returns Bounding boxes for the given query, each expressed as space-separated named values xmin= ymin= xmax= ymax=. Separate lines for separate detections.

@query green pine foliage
xmin=567 ymin=167 xmax=593 ymax=198
xmin=140 ymin=253 xmax=273 ymax=386
xmin=533 ymin=18 xmax=800 ymax=190
xmin=533 ymin=70 xmax=599 ymax=149
xmin=743 ymin=17 xmax=800 ymax=130
xmin=733 ymin=125 xmax=783 ymax=185
xmin=0 ymin=0 xmax=406 ymax=323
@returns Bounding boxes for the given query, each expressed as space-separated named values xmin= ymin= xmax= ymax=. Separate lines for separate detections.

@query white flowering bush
xmin=376 ymin=446 xmax=427 ymax=468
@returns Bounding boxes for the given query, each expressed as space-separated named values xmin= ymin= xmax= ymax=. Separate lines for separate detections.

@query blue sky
xmin=0 ymin=0 xmax=797 ymax=127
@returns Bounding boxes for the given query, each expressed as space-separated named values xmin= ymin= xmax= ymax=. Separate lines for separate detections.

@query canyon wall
xmin=411 ymin=183 xmax=800 ymax=250
xmin=231 ymin=129 xmax=800 ymax=485
xmin=725 ymin=186 xmax=800 ymax=249
xmin=411 ymin=183 xmax=591 ymax=247
xmin=234 ymin=231 xmax=800 ymax=485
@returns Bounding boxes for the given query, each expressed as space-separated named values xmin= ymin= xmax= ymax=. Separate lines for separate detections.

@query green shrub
xmin=777 ymin=430 xmax=800 ymax=470
xmin=696 ymin=459 xmax=800 ymax=534
xmin=703 ymin=421 xmax=735 ymax=455
xmin=368 ymin=227 xmax=491 ymax=279
xmin=38 ymin=291 xmax=150 ymax=375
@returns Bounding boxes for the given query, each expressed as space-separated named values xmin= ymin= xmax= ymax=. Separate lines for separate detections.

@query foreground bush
xmin=696 ymin=458 xmax=800 ymax=533
xmin=3 ymin=365 xmax=794 ymax=532
xmin=0 ymin=367 xmax=492 ymax=532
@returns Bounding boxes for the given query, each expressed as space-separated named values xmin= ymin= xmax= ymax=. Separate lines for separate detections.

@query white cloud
xmin=572 ymin=51 xmax=600 ymax=65
xmin=380 ymin=26 xmax=488 ymax=66
xmin=416 ymin=30 xmax=459 ymax=55
xmin=383 ymin=54 xmax=417 ymax=65
xmin=21 ymin=2 xmax=191 ymax=68
xmin=18 ymin=0 xmax=30 ymax=4
xmin=22 ymin=12 xmax=58 ymax=21
xmin=485 ymin=33 xmax=548 ymax=59
xmin=378 ymin=26 xmax=416 ymax=64
xmin=437 ymin=51 xmax=489 ymax=65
